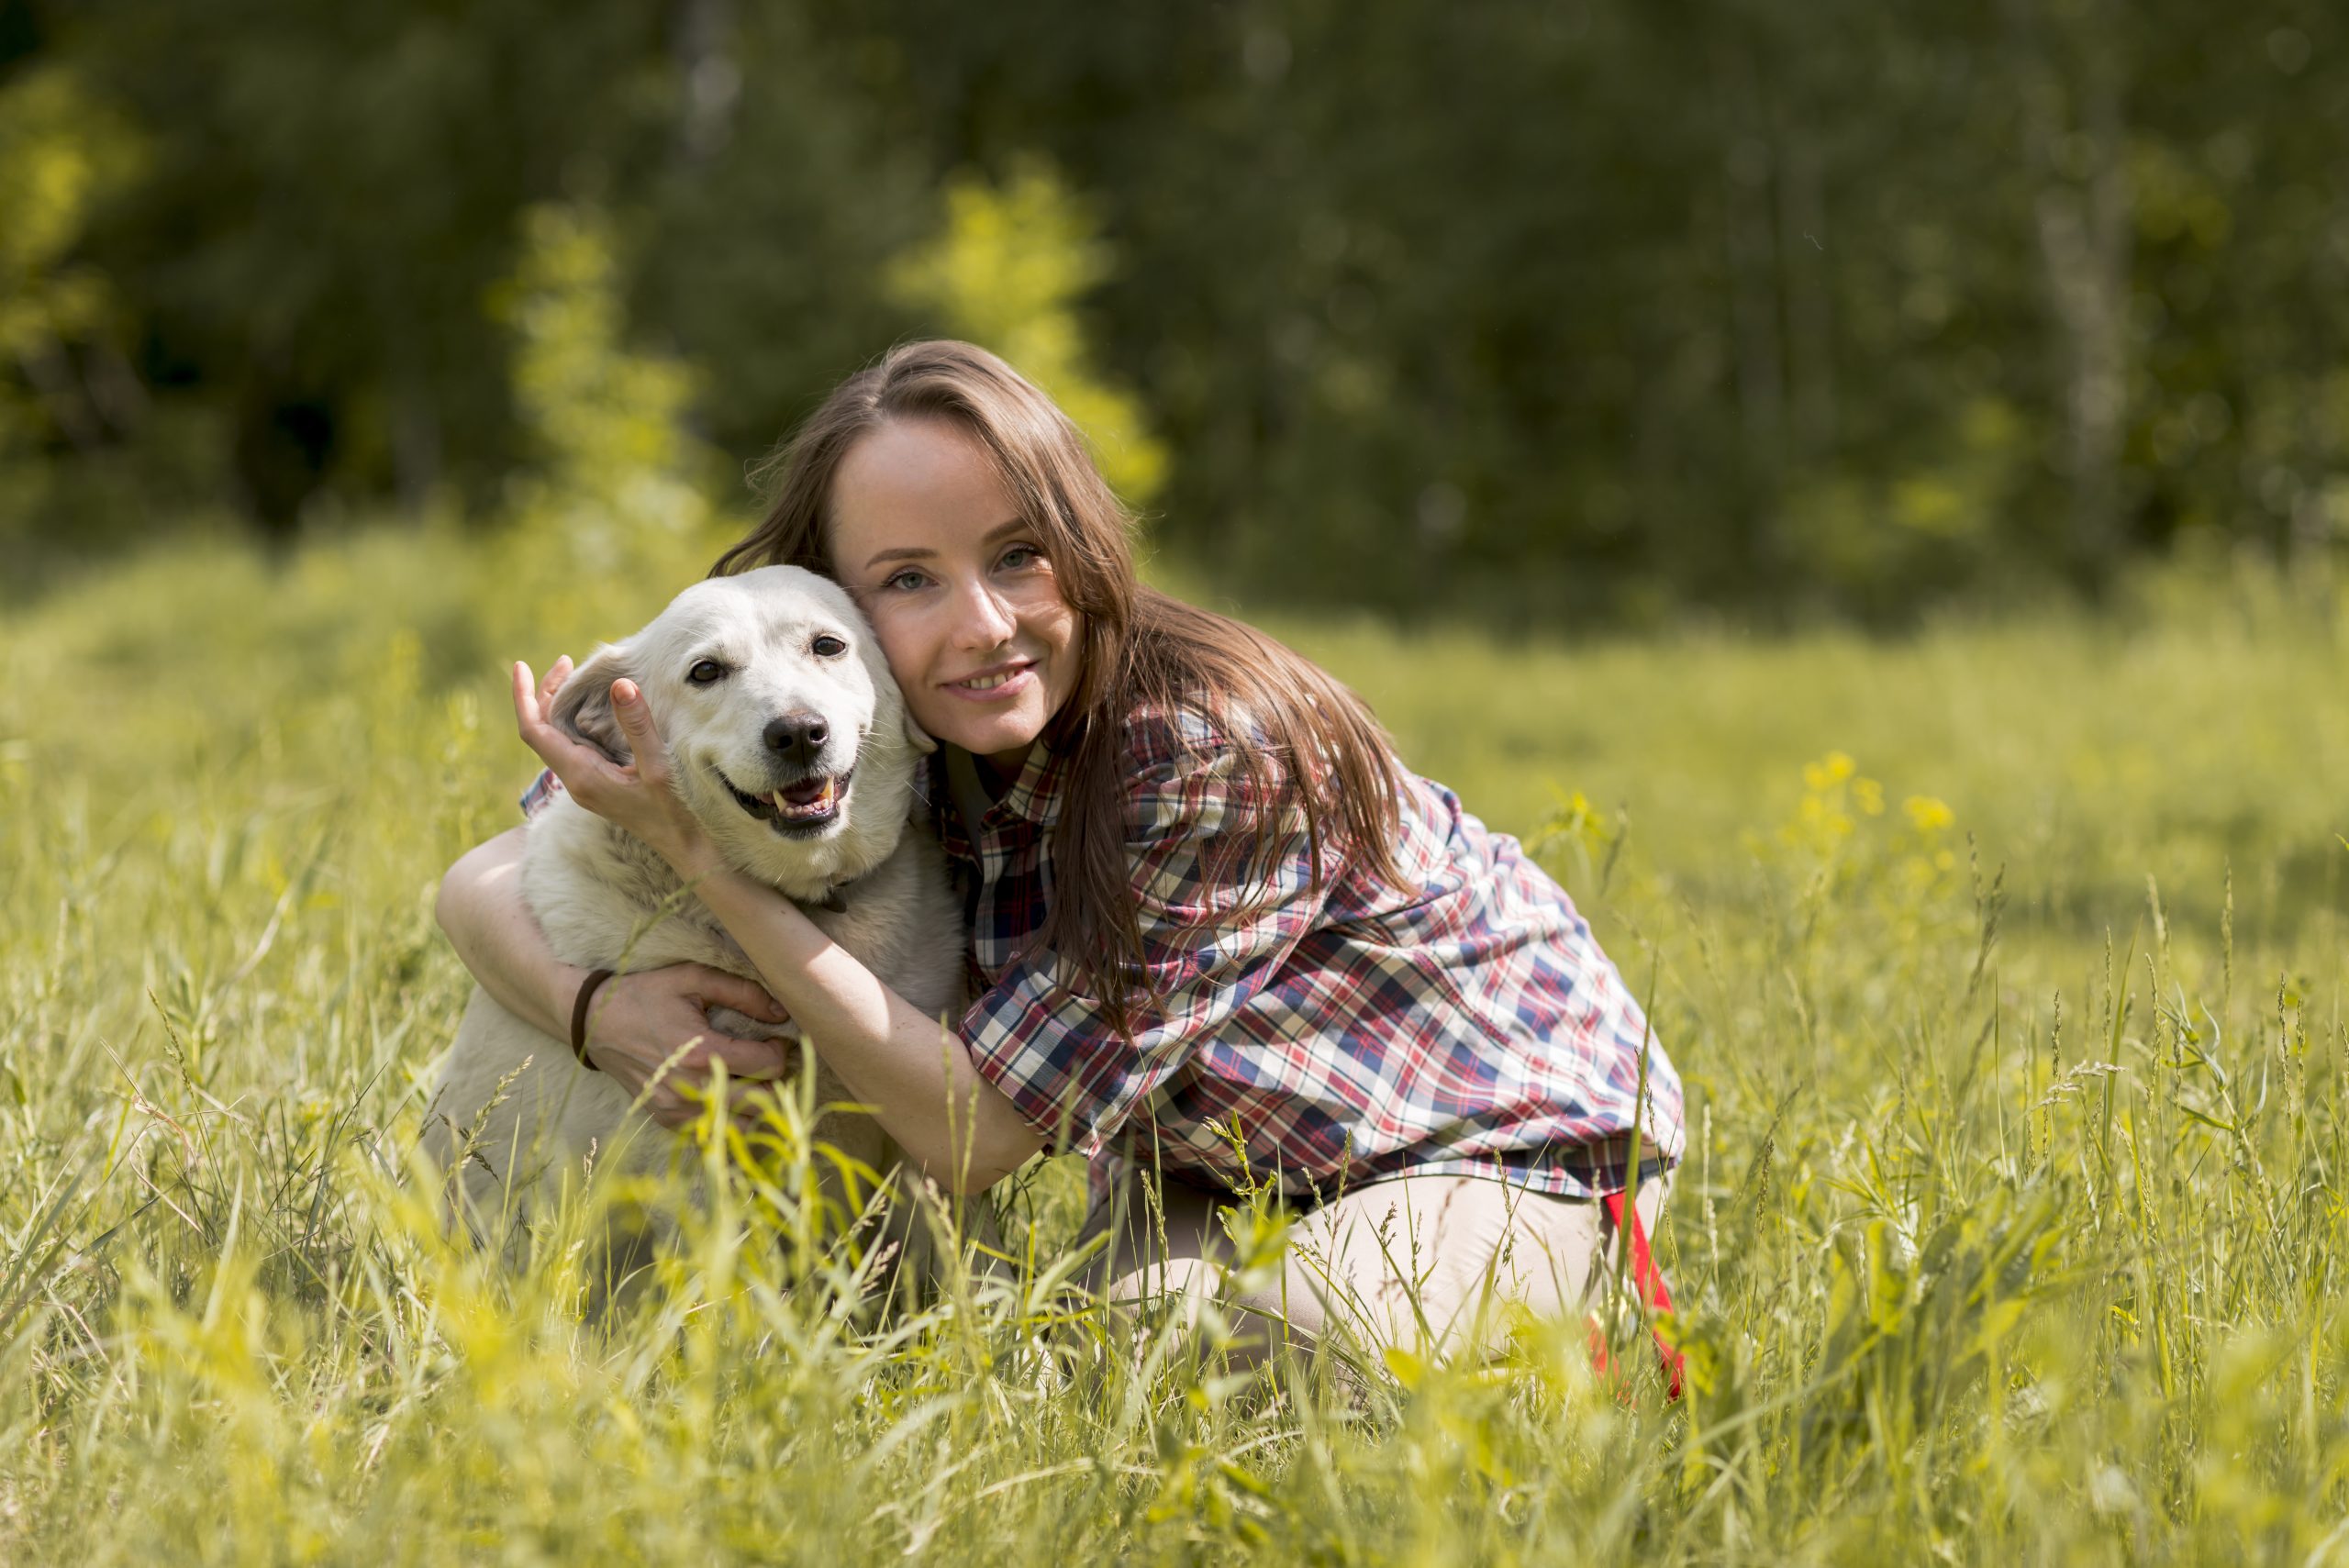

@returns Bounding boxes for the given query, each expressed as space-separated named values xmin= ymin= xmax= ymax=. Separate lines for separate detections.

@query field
xmin=5 ymin=521 xmax=2349 ymax=1564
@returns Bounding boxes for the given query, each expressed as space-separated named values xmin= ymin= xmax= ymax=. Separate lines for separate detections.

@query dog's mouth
xmin=720 ymin=768 xmax=853 ymax=836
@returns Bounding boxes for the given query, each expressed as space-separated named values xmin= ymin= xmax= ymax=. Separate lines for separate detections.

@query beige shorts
xmin=1074 ymin=1166 xmax=1673 ymax=1367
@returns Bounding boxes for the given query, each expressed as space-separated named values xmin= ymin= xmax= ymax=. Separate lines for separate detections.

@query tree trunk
xmin=2010 ymin=0 xmax=2133 ymax=588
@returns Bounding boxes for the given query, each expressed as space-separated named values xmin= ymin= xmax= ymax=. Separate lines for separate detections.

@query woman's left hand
xmin=512 ymin=659 xmax=714 ymax=875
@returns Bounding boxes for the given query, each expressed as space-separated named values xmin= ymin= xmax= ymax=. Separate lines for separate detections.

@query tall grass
xmin=4 ymin=524 xmax=2347 ymax=1563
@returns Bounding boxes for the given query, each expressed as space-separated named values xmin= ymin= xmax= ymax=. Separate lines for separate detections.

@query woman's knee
xmin=1280 ymin=1174 xmax=1667 ymax=1361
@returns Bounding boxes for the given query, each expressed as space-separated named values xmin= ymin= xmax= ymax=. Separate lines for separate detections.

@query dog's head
xmin=551 ymin=565 xmax=934 ymax=897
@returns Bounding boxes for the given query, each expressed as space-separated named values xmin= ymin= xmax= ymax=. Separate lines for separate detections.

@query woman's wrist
xmin=658 ymin=830 xmax=726 ymax=887
xmin=543 ymin=957 xmax=593 ymax=1040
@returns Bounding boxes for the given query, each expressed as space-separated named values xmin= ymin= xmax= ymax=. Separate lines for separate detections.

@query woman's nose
xmin=950 ymin=577 xmax=1019 ymax=649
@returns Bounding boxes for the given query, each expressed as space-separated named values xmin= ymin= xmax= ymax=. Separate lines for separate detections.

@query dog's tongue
xmin=770 ymin=776 xmax=839 ymax=819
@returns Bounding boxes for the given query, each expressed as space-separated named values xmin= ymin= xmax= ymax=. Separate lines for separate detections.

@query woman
xmin=437 ymin=339 xmax=1685 ymax=1365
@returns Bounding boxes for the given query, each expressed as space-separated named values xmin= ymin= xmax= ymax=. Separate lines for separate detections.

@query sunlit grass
xmin=5 ymin=523 xmax=2348 ymax=1563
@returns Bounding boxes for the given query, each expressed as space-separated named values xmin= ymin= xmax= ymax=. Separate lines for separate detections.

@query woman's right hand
xmin=575 ymin=962 xmax=796 ymax=1129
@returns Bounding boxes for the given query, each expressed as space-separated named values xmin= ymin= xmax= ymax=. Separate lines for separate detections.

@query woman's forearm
xmin=683 ymin=852 xmax=1044 ymax=1193
xmin=434 ymin=826 xmax=583 ymax=1040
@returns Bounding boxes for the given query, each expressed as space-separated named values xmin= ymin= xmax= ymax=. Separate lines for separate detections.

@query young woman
xmin=436 ymin=339 xmax=1685 ymax=1363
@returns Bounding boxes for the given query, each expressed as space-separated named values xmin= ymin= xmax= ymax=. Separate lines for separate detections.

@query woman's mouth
xmin=944 ymin=662 xmax=1035 ymax=700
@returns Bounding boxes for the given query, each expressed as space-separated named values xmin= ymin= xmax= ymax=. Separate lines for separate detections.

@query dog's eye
xmin=811 ymin=635 xmax=848 ymax=658
xmin=686 ymin=660 xmax=727 ymax=686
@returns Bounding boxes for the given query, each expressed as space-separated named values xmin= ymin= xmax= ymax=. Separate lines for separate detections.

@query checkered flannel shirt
xmin=520 ymin=706 xmax=1685 ymax=1203
xmin=927 ymin=705 xmax=1682 ymax=1203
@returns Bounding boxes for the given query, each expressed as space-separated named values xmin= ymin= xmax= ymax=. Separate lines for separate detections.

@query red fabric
xmin=1588 ymin=1190 xmax=1684 ymax=1400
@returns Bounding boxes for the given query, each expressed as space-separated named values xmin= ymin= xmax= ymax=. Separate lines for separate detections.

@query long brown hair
xmin=714 ymin=339 xmax=1408 ymax=1028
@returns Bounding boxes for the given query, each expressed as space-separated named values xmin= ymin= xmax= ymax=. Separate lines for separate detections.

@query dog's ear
xmin=549 ymin=642 xmax=637 ymax=765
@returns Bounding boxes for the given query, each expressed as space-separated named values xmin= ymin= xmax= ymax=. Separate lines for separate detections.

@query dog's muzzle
xmin=719 ymin=766 xmax=854 ymax=837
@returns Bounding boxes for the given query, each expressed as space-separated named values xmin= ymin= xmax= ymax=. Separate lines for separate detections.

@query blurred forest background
xmin=3 ymin=0 xmax=2347 ymax=623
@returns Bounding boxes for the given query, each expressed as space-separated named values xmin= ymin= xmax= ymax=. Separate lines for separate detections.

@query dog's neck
xmin=587 ymin=801 xmax=887 ymax=928
xmin=797 ymin=882 xmax=852 ymax=915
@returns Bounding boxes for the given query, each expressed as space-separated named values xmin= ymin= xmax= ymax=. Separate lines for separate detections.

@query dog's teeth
xmin=772 ymin=790 xmax=788 ymax=814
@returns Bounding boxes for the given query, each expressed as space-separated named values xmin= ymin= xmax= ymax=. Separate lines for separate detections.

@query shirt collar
xmin=941 ymin=739 xmax=1068 ymax=836
xmin=998 ymin=739 xmax=1068 ymax=827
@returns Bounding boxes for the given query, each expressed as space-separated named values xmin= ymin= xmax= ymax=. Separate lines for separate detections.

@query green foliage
xmin=51 ymin=0 xmax=678 ymax=524
xmin=625 ymin=0 xmax=934 ymax=476
xmin=6 ymin=528 xmax=2349 ymax=1562
xmin=491 ymin=201 xmax=711 ymax=572
xmin=0 ymin=61 xmax=158 ymax=552
xmin=0 ymin=65 xmax=133 ymax=392
xmin=886 ymin=161 xmax=1166 ymax=507
xmin=7 ymin=0 xmax=2347 ymax=617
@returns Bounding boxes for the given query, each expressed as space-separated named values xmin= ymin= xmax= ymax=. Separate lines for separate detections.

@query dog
xmin=424 ymin=564 xmax=967 ymax=1270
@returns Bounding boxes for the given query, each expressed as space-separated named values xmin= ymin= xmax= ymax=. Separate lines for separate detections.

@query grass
xmin=4 ymin=518 xmax=2348 ymax=1563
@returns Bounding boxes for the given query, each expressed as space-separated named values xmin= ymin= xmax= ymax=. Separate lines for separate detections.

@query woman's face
xmin=828 ymin=417 xmax=1083 ymax=773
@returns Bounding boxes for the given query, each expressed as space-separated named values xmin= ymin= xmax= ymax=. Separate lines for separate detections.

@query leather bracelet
xmin=570 ymin=968 xmax=617 ymax=1071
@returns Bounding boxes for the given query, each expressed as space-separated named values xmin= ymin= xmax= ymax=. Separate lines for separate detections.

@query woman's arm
xmin=434 ymin=823 xmax=801 ymax=1129
xmin=684 ymin=853 xmax=1045 ymax=1190
xmin=508 ymin=662 xmax=1043 ymax=1189
xmin=434 ymin=826 xmax=570 ymax=1037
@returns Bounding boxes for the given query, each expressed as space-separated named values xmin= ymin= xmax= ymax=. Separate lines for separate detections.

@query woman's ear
xmin=550 ymin=642 xmax=639 ymax=765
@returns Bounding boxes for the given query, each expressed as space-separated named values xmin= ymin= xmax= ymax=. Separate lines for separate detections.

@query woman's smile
xmin=826 ymin=417 xmax=1082 ymax=771
xmin=942 ymin=659 xmax=1036 ymax=698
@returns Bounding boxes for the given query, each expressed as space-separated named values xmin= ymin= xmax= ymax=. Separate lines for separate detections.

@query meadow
xmin=4 ymin=520 xmax=2348 ymax=1564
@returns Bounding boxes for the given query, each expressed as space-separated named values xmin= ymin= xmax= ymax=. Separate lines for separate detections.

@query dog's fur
xmin=424 ymin=566 xmax=965 ymax=1259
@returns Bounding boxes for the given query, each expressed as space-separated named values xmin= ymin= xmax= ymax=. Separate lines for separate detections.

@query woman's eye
xmin=811 ymin=634 xmax=847 ymax=658
xmin=686 ymin=660 xmax=726 ymax=686
xmin=998 ymin=544 xmax=1042 ymax=571
xmin=883 ymin=569 xmax=928 ymax=592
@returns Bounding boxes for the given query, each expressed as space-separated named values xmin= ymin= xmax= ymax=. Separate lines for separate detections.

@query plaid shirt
xmin=521 ymin=711 xmax=1684 ymax=1202
xmin=930 ymin=705 xmax=1682 ymax=1202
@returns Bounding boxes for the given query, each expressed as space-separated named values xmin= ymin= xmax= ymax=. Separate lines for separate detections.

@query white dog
xmin=425 ymin=565 xmax=966 ymax=1262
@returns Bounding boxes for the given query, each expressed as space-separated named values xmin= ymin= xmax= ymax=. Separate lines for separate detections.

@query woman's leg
xmin=1276 ymin=1172 xmax=1671 ymax=1362
xmin=1076 ymin=1169 xmax=1670 ymax=1367
xmin=1074 ymin=1175 xmax=1330 ymax=1365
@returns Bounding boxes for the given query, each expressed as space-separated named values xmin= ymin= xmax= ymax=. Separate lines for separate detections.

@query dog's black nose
xmin=763 ymin=712 xmax=829 ymax=764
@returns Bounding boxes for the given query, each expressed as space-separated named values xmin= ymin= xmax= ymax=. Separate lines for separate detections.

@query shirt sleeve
xmin=957 ymin=738 xmax=1328 ymax=1155
xmin=518 ymin=767 xmax=563 ymax=820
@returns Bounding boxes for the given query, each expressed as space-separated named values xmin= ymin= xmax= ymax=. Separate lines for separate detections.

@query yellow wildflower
xmin=1803 ymin=751 xmax=1857 ymax=792
xmin=1903 ymin=795 xmax=1955 ymax=834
